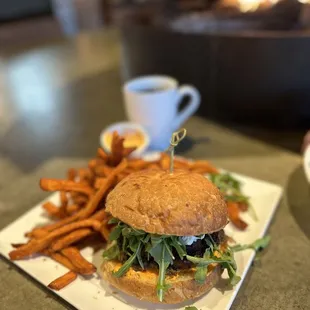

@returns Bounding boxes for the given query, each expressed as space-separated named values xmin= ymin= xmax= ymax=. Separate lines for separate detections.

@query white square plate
xmin=0 ymin=171 xmax=282 ymax=310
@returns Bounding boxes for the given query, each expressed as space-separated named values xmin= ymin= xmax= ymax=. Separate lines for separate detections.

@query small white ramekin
xmin=99 ymin=122 xmax=150 ymax=157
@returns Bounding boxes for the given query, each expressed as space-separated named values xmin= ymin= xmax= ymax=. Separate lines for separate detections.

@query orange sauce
xmin=105 ymin=129 xmax=145 ymax=150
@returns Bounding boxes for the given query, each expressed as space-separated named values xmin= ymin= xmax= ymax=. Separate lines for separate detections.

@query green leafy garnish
xmin=102 ymin=241 xmax=120 ymax=260
xmin=108 ymin=217 xmax=120 ymax=224
xmin=194 ymin=265 xmax=208 ymax=284
xmin=113 ymin=242 xmax=142 ymax=277
xmin=109 ymin=225 xmax=123 ymax=241
xmin=209 ymin=173 xmax=241 ymax=193
xmin=187 ymin=249 xmax=239 ymax=286
xmin=102 ymin=220 xmax=187 ymax=301
xmin=186 ymin=255 xmax=232 ymax=265
xmin=185 ymin=235 xmax=239 ymax=286
xmin=185 ymin=306 xmax=199 ymax=310
xmin=225 ymin=262 xmax=241 ymax=285
xmin=231 ymin=236 xmax=271 ymax=253
xmin=169 ymin=236 xmax=186 ymax=259
xmin=102 ymin=218 xmax=269 ymax=302
xmin=209 ymin=173 xmax=258 ymax=221
xmin=148 ymin=237 xmax=173 ymax=301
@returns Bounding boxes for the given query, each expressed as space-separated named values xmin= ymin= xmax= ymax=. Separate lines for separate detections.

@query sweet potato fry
xmin=128 ymin=159 xmax=149 ymax=170
xmin=100 ymin=224 xmax=110 ymax=241
xmin=40 ymin=179 xmax=94 ymax=197
xmin=122 ymin=146 xmax=137 ymax=157
xmin=189 ymin=160 xmax=219 ymax=174
xmin=55 ymin=192 xmax=68 ymax=218
xmin=94 ymin=165 xmax=112 ymax=177
xmin=71 ymin=193 xmax=88 ymax=206
xmin=173 ymin=158 xmax=191 ymax=169
xmin=123 ymin=167 xmax=136 ymax=174
xmin=11 ymin=243 xmax=25 ymax=248
xmin=92 ymin=166 xmax=105 ymax=177
xmin=94 ymin=178 xmax=106 ymax=189
xmin=227 ymin=201 xmax=248 ymax=230
xmin=66 ymin=204 xmax=80 ymax=215
xmin=90 ymin=209 xmax=109 ymax=221
xmin=61 ymin=247 xmax=96 ymax=275
xmin=50 ymin=228 xmax=93 ymax=252
xmin=78 ymin=159 xmax=127 ymax=219
xmin=78 ymin=168 xmax=93 ymax=185
xmin=26 ymin=213 xmax=79 ymax=238
xmin=117 ymin=172 xmax=128 ymax=182
xmin=88 ymin=159 xmax=97 ymax=170
xmin=110 ymin=131 xmax=125 ymax=166
xmin=60 ymin=192 xmax=68 ymax=207
xmin=147 ymin=163 xmax=161 ymax=170
xmin=27 ymin=202 xmax=108 ymax=240
xmin=160 ymin=153 xmax=170 ymax=170
xmin=45 ymin=251 xmax=77 ymax=270
xmin=238 ymin=202 xmax=249 ymax=212
xmin=42 ymin=202 xmax=62 ymax=218
xmin=48 ymin=271 xmax=77 ymax=290
xmin=88 ymin=158 xmax=106 ymax=171
xmin=67 ymin=168 xmax=77 ymax=181
xmin=9 ymin=219 xmax=102 ymax=260
xmin=25 ymin=228 xmax=48 ymax=239
xmin=97 ymin=148 xmax=109 ymax=161
xmin=190 ymin=167 xmax=213 ymax=175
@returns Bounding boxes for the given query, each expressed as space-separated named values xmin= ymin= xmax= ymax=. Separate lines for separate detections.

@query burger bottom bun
xmin=100 ymin=260 xmax=222 ymax=304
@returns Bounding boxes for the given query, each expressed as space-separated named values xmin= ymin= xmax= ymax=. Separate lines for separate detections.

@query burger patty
xmin=170 ymin=229 xmax=225 ymax=271
xmin=185 ymin=229 xmax=225 ymax=257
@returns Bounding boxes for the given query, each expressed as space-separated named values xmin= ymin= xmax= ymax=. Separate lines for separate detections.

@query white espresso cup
xmin=123 ymin=75 xmax=200 ymax=150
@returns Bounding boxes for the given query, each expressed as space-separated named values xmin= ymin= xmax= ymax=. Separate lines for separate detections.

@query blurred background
xmin=1 ymin=0 xmax=310 ymax=163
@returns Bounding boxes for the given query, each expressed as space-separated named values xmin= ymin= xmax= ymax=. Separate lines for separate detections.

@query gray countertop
xmin=0 ymin=29 xmax=309 ymax=310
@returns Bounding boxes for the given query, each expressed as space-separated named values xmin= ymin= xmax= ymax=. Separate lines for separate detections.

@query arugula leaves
xmin=209 ymin=173 xmax=242 ymax=192
xmin=209 ymin=173 xmax=258 ymax=221
xmin=148 ymin=238 xmax=173 ymax=301
xmin=231 ymin=236 xmax=271 ymax=252
xmin=113 ymin=242 xmax=142 ymax=277
xmin=186 ymin=236 xmax=240 ymax=286
xmin=169 ymin=236 xmax=187 ymax=259
xmin=102 ymin=219 xmax=270 ymax=302
xmin=102 ymin=220 xmax=187 ymax=301
xmin=102 ymin=240 xmax=120 ymax=260
xmin=194 ymin=265 xmax=208 ymax=284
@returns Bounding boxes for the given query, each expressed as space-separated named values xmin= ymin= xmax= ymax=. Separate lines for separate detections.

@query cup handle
xmin=172 ymin=85 xmax=201 ymax=131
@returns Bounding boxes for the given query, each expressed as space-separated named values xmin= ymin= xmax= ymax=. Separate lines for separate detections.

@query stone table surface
xmin=0 ymin=28 xmax=309 ymax=310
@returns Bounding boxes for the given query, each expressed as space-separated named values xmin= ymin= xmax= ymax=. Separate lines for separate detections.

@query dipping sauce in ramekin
xmin=100 ymin=122 xmax=150 ymax=157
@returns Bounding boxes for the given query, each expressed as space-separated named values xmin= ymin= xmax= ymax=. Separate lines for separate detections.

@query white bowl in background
xmin=100 ymin=122 xmax=150 ymax=157
xmin=303 ymin=145 xmax=310 ymax=183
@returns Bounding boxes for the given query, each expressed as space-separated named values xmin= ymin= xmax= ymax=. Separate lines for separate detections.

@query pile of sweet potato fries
xmin=9 ymin=132 xmax=247 ymax=290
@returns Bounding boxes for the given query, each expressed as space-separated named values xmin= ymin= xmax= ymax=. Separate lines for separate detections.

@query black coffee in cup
xmin=136 ymin=87 xmax=168 ymax=93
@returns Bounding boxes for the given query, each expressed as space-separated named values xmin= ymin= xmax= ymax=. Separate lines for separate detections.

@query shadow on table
xmin=286 ymin=164 xmax=310 ymax=239
xmin=175 ymin=136 xmax=206 ymax=153
xmin=223 ymin=122 xmax=305 ymax=154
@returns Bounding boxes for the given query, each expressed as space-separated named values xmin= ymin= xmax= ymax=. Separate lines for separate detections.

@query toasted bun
xmin=106 ymin=169 xmax=228 ymax=235
xmin=100 ymin=260 xmax=222 ymax=304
